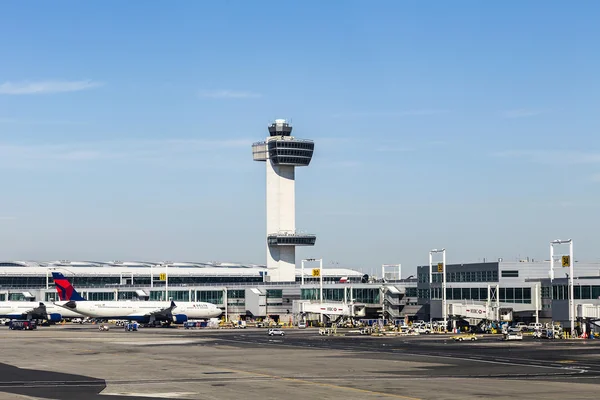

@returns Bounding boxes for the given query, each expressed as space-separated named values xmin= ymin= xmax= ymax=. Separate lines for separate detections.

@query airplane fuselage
xmin=55 ymin=300 xmax=222 ymax=322
xmin=0 ymin=301 xmax=84 ymax=320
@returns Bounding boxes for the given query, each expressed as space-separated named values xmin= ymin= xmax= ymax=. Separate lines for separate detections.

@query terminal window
xmin=501 ymin=270 xmax=519 ymax=278
xmin=267 ymin=289 xmax=283 ymax=298
xmin=227 ymin=290 xmax=245 ymax=299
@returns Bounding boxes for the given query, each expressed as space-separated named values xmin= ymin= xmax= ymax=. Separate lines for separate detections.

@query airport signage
xmin=437 ymin=262 xmax=443 ymax=272
xmin=311 ymin=268 xmax=320 ymax=277
xmin=159 ymin=273 xmax=167 ymax=281
xmin=562 ymin=255 xmax=570 ymax=267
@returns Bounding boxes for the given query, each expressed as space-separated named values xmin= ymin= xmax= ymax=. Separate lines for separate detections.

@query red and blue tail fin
xmin=52 ymin=272 xmax=86 ymax=301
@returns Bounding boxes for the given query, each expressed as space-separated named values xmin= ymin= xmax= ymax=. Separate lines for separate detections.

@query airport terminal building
xmin=2 ymin=258 xmax=600 ymax=327
xmin=418 ymin=259 xmax=600 ymax=326
xmin=0 ymin=261 xmax=415 ymax=323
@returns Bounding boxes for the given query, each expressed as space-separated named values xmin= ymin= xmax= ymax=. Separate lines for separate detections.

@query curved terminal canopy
xmin=268 ymin=119 xmax=293 ymax=137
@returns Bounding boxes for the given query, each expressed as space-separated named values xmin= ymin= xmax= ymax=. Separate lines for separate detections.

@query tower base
xmin=266 ymin=245 xmax=296 ymax=282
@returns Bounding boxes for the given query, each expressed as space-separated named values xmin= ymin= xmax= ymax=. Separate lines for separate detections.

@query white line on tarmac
xmin=215 ymin=338 xmax=587 ymax=373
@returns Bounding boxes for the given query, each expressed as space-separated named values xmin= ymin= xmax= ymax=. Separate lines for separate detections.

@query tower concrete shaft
xmin=252 ymin=119 xmax=316 ymax=282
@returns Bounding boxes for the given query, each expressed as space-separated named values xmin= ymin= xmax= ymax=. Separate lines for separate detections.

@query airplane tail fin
xmin=51 ymin=272 xmax=86 ymax=301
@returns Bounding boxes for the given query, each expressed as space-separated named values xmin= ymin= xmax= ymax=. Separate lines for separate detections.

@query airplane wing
xmin=8 ymin=302 xmax=48 ymax=319
xmin=128 ymin=301 xmax=177 ymax=318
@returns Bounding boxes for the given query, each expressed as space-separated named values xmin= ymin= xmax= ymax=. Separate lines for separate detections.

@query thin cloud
xmin=332 ymin=109 xmax=449 ymax=118
xmin=591 ymin=174 xmax=600 ymax=182
xmin=0 ymin=117 xmax=88 ymax=125
xmin=493 ymin=150 xmax=600 ymax=164
xmin=375 ymin=146 xmax=415 ymax=152
xmin=198 ymin=90 xmax=261 ymax=99
xmin=501 ymin=109 xmax=546 ymax=119
xmin=0 ymin=80 xmax=103 ymax=95
xmin=0 ymin=138 xmax=253 ymax=167
xmin=319 ymin=160 xmax=362 ymax=168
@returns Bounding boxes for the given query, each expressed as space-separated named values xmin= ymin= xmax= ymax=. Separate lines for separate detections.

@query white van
xmin=297 ymin=322 xmax=307 ymax=329
xmin=528 ymin=322 xmax=543 ymax=331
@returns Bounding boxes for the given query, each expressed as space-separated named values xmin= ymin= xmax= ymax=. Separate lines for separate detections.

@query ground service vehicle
xmin=452 ymin=334 xmax=478 ymax=342
xmin=503 ymin=331 xmax=523 ymax=341
xmin=9 ymin=320 xmax=37 ymax=330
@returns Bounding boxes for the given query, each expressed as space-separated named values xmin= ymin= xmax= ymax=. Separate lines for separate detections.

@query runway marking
xmin=102 ymin=392 xmax=196 ymax=398
xmin=220 ymin=367 xmax=422 ymax=400
xmin=215 ymin=337 xmax=592 ymax=375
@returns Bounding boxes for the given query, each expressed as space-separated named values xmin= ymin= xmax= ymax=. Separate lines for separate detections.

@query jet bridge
xmin=577 ymin=304 xmax=600 ymax=319
xmin=293 ymin=300 xmax=366 ymax=323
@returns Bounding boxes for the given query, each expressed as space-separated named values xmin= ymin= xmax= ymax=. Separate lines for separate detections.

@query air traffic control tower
xmin=252 ymin=119 xmax=316 ymax=282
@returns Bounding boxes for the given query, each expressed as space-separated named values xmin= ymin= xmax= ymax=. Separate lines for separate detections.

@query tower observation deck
xmin=252 ymin=119 xmax=316 ymax=282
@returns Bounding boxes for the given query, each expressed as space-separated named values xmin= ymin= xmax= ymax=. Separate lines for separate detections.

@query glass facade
xmin=153 ymin=276 xmax=263 ymax=285
xmin=0 ymin=277 xmax=47 ymax=288
xmin=267 ymin=235 xmax=316 ymax=246
xmin=420 ymin=287 xmax=532 ymax=304
xmin=353 ymin=288 xmax=380 ymax=304
xmin=87 ymin=292 xmax=115 ymax=301
xmin=45 ymin=292 xmax=58 ymax=301
xmin=150 ymin=291 xmax=189 ymax=301
xmin=300 ymin=288 xmax=379 ymax=303
xmin=71 ymin=277 xmax=120 ymax=286
xmin=405 ymin=287 xmax=417 ymax=297
xmin=418 ymin=270 xmax=498 ymax=284
xmin=118 ymin=291 xmax=137 ymax=300
xmin=267 ymin=140 xmax=314 ymax=166
xmin=541 ymin=286 xmax=551 ymax=299
xmin=553 ymin=285 xmax=600 ymax=300
xmin=418 ymin=272 xmax=429 ymax=283
xmin=435 ymin=287 xmax=532 ymax=303
xmin=267 ymin=289 xmax=282 ymax=298
xmin=227 ymin=290 xmax=245 ymax=299
xmin=196 ymin=290 xmax=223 ymax=305
xmin=8 ymin=293 xmax=27 ymax=301
xmin=447 ymin=271 xmax=498 ymax=282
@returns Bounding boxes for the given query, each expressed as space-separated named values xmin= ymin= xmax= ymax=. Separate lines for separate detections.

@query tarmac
xmin=1 ymin=325 xmax=600 ymax=399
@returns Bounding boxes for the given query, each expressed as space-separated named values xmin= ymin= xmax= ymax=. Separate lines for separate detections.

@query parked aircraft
xmin=52 ymin=272 xmax=222 ymax=324
xmin=0 ymin=301 xmax=83 ymax=322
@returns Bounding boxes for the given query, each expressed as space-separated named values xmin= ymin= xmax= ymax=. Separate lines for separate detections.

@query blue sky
xmin=0 ymin=1 xmax=598 ymax=276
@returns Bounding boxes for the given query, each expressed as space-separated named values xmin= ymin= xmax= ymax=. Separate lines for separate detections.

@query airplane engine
xmin=48 ymin=313 xmax=62 ymax=322
xmin=172 ymin=314 xmax=188 ymax=324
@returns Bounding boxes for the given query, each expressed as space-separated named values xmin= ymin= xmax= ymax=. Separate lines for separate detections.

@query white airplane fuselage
xmin=0 ymin=301 xmax=84 ymax=320
xmin=55 ymin=300 xmax=222 ymax=322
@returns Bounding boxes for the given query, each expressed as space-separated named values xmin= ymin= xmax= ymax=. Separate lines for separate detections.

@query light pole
xmin=551 ymin=239 xmax=574 ymax=335
xmin=319 ymin=258 xmax=323 ymax=305
xmin=429 ymin=249 xmax=447 ymax=329
xmin=165 ymin=263 xmax=169 ymax=301
xmin=301 ymin=258 xmax=321 ymax=293
xmin=301 ymin=258 xmax=317 ymax=286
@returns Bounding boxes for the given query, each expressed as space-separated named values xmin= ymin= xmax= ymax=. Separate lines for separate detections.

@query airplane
xmin=0 ymin=300 xmax=84 ymax=323
xmin=52 ymin=272 xmax=222 ymax=324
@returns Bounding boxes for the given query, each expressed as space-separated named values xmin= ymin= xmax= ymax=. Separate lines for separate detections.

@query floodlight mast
xmin=550 ymin=239 xmax=574 ymax=335
xmin=429 ymin=248 xmax=446 ymax=328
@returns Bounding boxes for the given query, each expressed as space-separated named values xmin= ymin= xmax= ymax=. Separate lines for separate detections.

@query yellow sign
xmin=562 ymin=255 xmax=570 ymax=267
xmin=159 ymin=273 xmax=167 ymax=281
xmin=437 ymin=262 xmax=443 ymax=272
xmin=311 ymin=268 xmax=321 ymax=277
